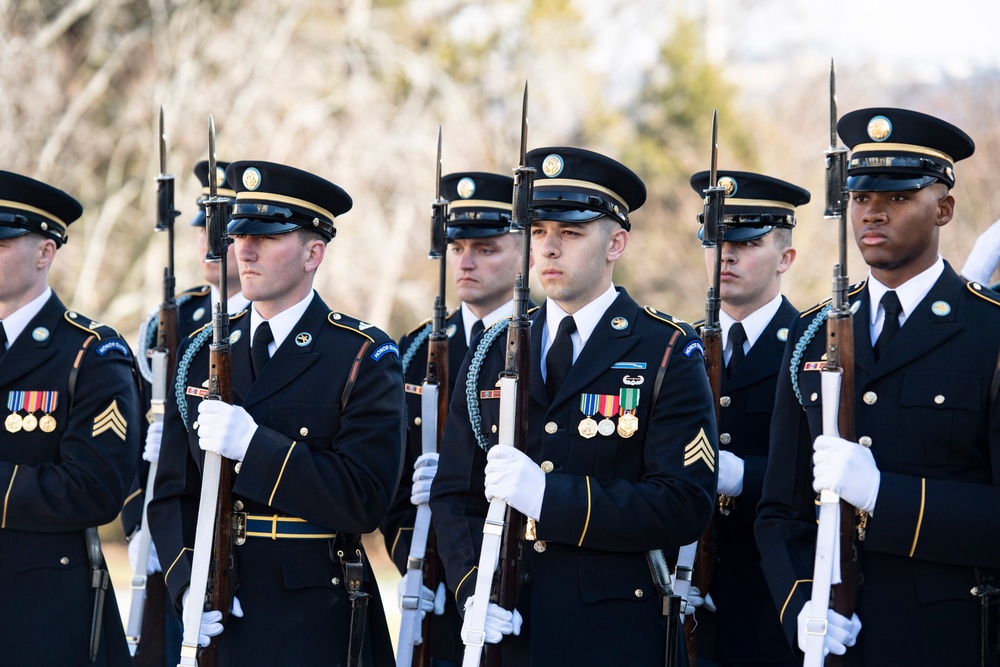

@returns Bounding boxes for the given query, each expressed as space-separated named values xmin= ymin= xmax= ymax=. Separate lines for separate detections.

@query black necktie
xmin=0 ymin=322 xmax=7 ymax=361
xmin=546 ymin=316 xmax=576 ymax=401
xmin=470 ymin=319 xmax=485 ymax=341
xmin=727 ymin=322 xmax=746 ymax=378
xmin=874 ymin=291 xmax=902 ymax=361
xmin=251 ymin=322 xmax=273 ymax=379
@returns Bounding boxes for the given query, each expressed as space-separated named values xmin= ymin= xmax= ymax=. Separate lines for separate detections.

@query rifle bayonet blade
xmin=208 ymin=115 xmax=218 ymax=200
xmin=159 ymin=105 xmax=167 ymax=175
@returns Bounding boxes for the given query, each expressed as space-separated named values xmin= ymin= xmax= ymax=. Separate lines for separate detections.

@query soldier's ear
xmin=934 ymin=192 xmax=955 ymax=228
xmin=36 ymin=236 xmax=58 ymax=269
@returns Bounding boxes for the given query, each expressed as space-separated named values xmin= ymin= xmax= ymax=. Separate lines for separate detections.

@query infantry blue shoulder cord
xmin=465 ymin=320 xmax=510 ymax=452
xmin=136 ymin=293 xmax=194 ymax=383
xmin=790 ymin=304 xmax=831 ymax=406
xmin=400 ymin=324 xmax=432 ymax=377
xmin=174 ymin=324 xmax=213 ymax=430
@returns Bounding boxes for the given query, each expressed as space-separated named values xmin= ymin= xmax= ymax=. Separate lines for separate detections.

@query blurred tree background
xmin=3 ymin=0 xmax=1000 ymax=339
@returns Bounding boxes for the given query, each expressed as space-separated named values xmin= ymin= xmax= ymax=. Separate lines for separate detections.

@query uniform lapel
xmin=230 ymin=313 xmax=253 ymax=404
xmin=528 ymin=304 xmax=548 ymax=408
xmin=865 ymin=266 xmax=964 ymax=384
xmin=0 ymin=294 xmax=63 ymax=387
xmin=723 ymin=296 xmax=797 ymax=393
xmin=551 ymin=290 xmax=640 ymax=406
xmin=241 ymin=297 xmax=326 ymax=409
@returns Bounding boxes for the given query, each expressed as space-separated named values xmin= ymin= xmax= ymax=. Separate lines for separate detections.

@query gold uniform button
xmin=810 ymin=392 xmax=818 ymax=402
xmin=859 ymin=436 xmax=872 ymax=448
xmin=719 ymin=433 xmax=731 ymax=445
xmin=541 ymin=461 xmax=554 ymax=473
xmin=863 ymin=391 xmax=878 ymax=405
xmin=634 ymin=588 xmax=644 ymax=598
xmin=533 ymin=541 xmax=547 ymax=553
xmin=234 ymin=500 xmax=244 ymax=511
xmin=414 ymin=417 xmax=422 ymax=426
xmin=299 ymin=426 xmax=309 ymax=437
xmin=934 ymin=394 xmax=945 ymax=405
xmin=332 ymin=577 xmax=341 ymax=586
xmin=720 ymin=396 xmax=731 ymax=408
xmin=234 ymin=461 xmax=242 ymax=474
xmin=60 ymin=557 xmax=70 ymax=565
xmin=492 ymin=424 xmax=498 ymax=434
xmin=193 ymin=421 xmax=199 ymax=430
xmin=544 ymin=422 xmax=558 ymax=435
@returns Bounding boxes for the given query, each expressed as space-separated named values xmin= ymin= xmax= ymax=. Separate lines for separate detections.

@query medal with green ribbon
xmin=578 ymin=393 xmax=599 ymax=439
xmin=618 ymin=387 xmax=640 ymax=438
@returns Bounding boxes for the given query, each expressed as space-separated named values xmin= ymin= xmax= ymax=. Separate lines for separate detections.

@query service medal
xmin=617 ymin=411 xmax=638 ymax=438
xmin=578 ymin=394 xmax=599 ymax=439
xmin=39 ymin=415 xmax=57 ymax=433
xmin=5 ymin=413 xmax=22 ymax=433
xmin=22 ymin=414 xmax=38 ymax=432
xmin=596 ymin=393 xmax=620 ymax=437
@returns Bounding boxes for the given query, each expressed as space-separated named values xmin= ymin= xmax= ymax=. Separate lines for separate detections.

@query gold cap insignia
xmin=457 ymin=177 xmax=476 ymax=199
xmin=867 ymin=115 xmax=892 ymax=142
xmin=718 ymin=176 xmax=738 ymax=197
xmin=542 ymin=154 xmax=564 ymax=178
xmin=242 ymin=167 xmax=262 ymax=191
xmin=215 ymin=166 xmax=227 ymax=187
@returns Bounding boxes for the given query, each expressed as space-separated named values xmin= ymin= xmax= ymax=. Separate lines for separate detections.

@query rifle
xmin=803 ymin=59 xmax=859 ymax=667
xmin=673 ymin=110 xmax=726 ymax=667
xmin=178 ymin=115 xmax=234 ymax=667
xmin=127 ymin=105 xmax=180 ymax=663
xmin=397 ymin=127 xmax=450 ymax=667
xmin=461 ymin=82 xmax=533 ymax=667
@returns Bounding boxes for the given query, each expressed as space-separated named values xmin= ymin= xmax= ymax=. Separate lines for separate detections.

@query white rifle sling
xmin=803 ymin=369 xmax=846 ymax=667
xmin=462 ymin=375 xmax=518 ymax=667
xmin=126 ymin=350 xmax=167 ymax=654
xmin=396 ymin=382 xmax=440 ymax=667
xmin=177 ymin=449 xmax=223 ymax=667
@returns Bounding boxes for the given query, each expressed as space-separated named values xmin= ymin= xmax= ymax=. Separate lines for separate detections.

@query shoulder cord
xmin=465 ymin=320 xmax=511 ymax=452
xmin=400 ymin=324 xmax=431 ymax=377
xmin=789 ymin=304 xmax=831 ymax=407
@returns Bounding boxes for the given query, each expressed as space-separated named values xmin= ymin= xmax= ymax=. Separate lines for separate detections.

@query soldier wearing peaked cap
xmin=429 ymin=147 xmax=718 ymax=665
xmin=381 ymin=171 xmax=523 ymax=665
xmin=122 ymin=159 xmax=247 ymax=667
xmin=685 ymin=170 xmax=806 ymax=667
xmin=147 ymin=160 xmax=404 ymax=666
xmin=755 ymin=108 xmax=1000 ymax=665
xmin=0 ymin=170 xmax=140 ymax=665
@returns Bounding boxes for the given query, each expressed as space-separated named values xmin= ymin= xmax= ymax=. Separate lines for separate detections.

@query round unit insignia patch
xmin=777 ymin=327 xmax=789 ymax=342
xmin=296 ymin=332 xmax=312 ymax=346
xmin=931 ymin=300 xmax=951 ymax=316
xmin=32 ymin=327 xmax=50 ymax=341
xmin=457 ymin=177 xmax=476 ymax=199
xmin=193 ymin=307 xmax=206 ymax=321
xmin=718 ymin=176 xmax=738 ymax=197
xmin=446 ymin=324 xmax=458 ymax=338
xmin=242 ymin=167 xmax=262 ymax=191
xmin=542 ymin=154 xmax=564 ymax=178
xmin=867 ymin=116 xmax=892 ymax=142
xmin=611 ymin=317 xmax=628 ymax=330
xmin=229 ymin=329 xmax=242 ymax=344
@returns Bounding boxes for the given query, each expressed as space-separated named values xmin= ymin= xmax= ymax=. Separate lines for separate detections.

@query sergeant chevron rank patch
xmin=93 ymin=400 xmax=127 ymax=441
xmin=683 ymin=428 xmax=715 ymax=472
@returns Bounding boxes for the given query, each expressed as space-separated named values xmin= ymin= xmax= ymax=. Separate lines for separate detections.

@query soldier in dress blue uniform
xmin=685 ymin=171 xmax=806 ymax=667
xmin=0 ymin=170 xmax=140 ymax=665
xmin=755 ymin=108 xmax=1000 ymax=665
xmin=122 ymin=159 xmax=246 ymax=667
xmin=429 ymin=147 xmax=718 ymax=665
xmin=381 ymin=171 xmax=519 ymax=666
xmin=146 ymin=160 xmax=404 ymax=666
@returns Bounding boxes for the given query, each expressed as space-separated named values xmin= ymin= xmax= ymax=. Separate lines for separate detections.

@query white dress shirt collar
xmin=2 ymin=287 xmax=52 ymax=349
xmin=250 ymin=290 xmax=315 ymax=356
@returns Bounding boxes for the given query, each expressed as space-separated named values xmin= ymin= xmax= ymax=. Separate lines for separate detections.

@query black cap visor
xmin=846 ymin=173 xmax=940 ymax=192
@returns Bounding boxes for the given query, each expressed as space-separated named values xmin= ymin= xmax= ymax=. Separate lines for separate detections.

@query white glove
xmin=961 ymin=216 xmax=1000 ymax=284
xmin=396 ymin=572 xmax=446 ymax=618
xmin=143 ymin=420 xmax=163 ymax=463
xmin=182 ymin=590 xmax=244 ymax=648
xmin=197 ymin=401 xmax=258 ymax=462
xmin=797 ymin=600 xmax=861 ymax=656
xmin=410 ymin=452 xmax=439 ymax=506
xmin=127 ymin=533 xmax=161 ymax=575
xmin=462 ymin=596 xmax=523 ymax=644
xmin=682 ymin=585 xmax=716 ymax=619
xmin=717 ymin=450 xmax=744 ymax=497
xmin=484 ymin=444 xmax=545 ymax=521
xmin=812 ymin=435 xmax=880 ymax=515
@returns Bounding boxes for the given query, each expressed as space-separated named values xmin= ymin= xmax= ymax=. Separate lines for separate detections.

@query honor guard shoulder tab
xmin=643 ymin=305 xmax=689 ymax=334
xmin=967 ymin=282 xmax=1000 ymax=307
